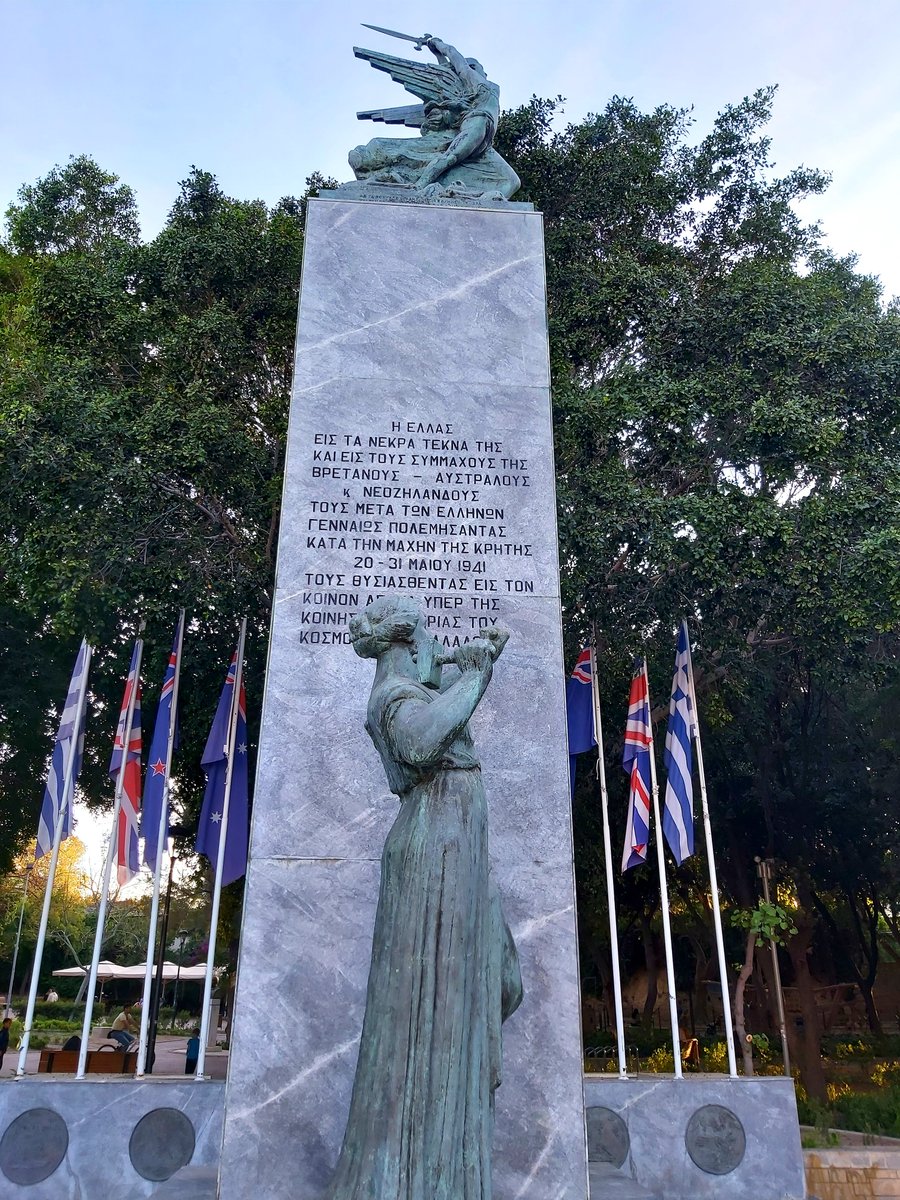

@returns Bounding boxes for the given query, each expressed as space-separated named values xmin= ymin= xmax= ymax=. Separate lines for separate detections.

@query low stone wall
xmin=583 ymin=1074 xmax=805 ymax=1199
xmin=0 ymin=1078 xmax=224 ymax=1198
xmin=805 ymin=1148 xmax=900 ymax=1200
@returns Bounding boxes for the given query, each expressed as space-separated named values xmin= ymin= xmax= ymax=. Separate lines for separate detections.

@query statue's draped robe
xmin=348 ymin=130 xmax=520 ymax=199
xmin=325 ymin=676 xmax=521 ymax=1200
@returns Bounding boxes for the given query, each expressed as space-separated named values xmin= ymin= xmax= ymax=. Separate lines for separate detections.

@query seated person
xmin=109 ymin=1004 xmax=137 ymax=1050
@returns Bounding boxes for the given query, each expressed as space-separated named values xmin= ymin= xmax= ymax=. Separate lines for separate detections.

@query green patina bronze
xmin=330 ymin=30 xmax=521 ymax=203
xmin=325 ymin=596 xmax=523 ymax=1200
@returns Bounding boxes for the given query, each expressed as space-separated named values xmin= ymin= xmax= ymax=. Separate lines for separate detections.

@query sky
xmin=1 ymin=0 xmax=899 ymax=297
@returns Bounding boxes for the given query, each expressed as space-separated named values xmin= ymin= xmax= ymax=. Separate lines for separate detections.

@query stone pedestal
xmin=583 ymin=1076 xmax=806 ymax=1199
xmin=217 ymin=198 xmax=588 ymax=1200
xmin=0 ymin=1079 xmax=223 ymax=1199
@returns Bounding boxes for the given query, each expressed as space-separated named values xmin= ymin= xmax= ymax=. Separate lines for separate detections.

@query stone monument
xmin=216 ymin=25 xmax=589 ymax=1200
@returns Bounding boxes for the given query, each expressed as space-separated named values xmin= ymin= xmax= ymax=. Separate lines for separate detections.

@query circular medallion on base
xmin=129 ymin=1107 xmax=196 ymax=1181
xmin=0 ymin=1107 xmax=69 ymax=1184
xmin=586 ymin=1106 xmax=630 ymax=1168
xmin=685 ymin=1104 xmax=746 ymax=1175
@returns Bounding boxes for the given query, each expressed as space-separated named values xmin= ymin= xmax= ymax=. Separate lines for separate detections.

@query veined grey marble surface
xmin=0 ymin=1079 xmax=223 ymax=1199
xmin=320 ymin=184 xmax=534 ymax=210
xmin=583 ymin=1076 xmax=806 ymax=1200
xmin=219 ymin=199 xmax=588 ymax=1200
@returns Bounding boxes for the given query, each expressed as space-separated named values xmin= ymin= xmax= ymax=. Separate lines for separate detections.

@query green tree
xmin=0 ymin=163 xmax=312 ymax=866
xmin=6 ymin=154 xmax=140 ymax=256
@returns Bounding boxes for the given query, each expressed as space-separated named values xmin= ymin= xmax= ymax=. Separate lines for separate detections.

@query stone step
xmin=589 ymin=1159 xmax=662 ymax=1200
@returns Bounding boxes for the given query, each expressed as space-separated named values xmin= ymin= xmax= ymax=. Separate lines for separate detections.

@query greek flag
xmin=662 ymin=622 xmax=695 ymax=864
xmin=35 ymin=640 xmax=90 ymax=859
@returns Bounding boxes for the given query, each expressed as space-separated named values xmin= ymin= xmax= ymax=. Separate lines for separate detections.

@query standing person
xmin=184 ymin=1028 xmax=201 ymax=1075
xmin=0 ymin=1018 xmax=11 ymax=1071
xmin=324 ymin=597 xmax=522 ymax=1200
xmin=45 ymin=987 xmax=59 ymax=1003
xmin=109 ymin=1004 xmax=137 ymax=1050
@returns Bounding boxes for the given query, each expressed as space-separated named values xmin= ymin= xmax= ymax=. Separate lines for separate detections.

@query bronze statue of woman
xmin=325 ymin=595 xmax=523 ymax=1200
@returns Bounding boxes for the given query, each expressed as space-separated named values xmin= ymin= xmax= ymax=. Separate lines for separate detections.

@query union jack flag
xmin=109 ymin=641 xmax=142 ymax=885
xmin=621 ymin=660 xmax=652 ymax=871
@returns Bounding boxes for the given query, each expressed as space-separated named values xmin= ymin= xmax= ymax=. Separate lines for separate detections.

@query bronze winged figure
xmin=336 ymin=32 xmax=521 ymax=202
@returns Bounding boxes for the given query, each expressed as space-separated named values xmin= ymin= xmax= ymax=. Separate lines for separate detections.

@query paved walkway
xmin=2 ymin=1035 xmax=228 ymax=1080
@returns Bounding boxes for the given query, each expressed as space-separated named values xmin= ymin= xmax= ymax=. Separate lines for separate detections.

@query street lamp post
xmin=171 ymin=929 xmax=189 ymax=1023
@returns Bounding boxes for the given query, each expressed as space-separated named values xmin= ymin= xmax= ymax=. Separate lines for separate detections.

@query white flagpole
xmin=5 ymin=865 xmax=32 ymax=1019
xmin=16 ymin=644 xmax=93 ymax=1077
xmin=644 ymin=659 xmax=683 ymax=1079
xmin=195 ymin=617 xmax=247 ymax=1080
xmin=136 ymin=610 xmax=185 ymax=1077
xmin=589 ymin=645 xmax=628 ymax=1078
xmin=682 ymin=621 xmax=738 ymax=1078
xmin=77 ymin=634 xmax=144 ymax=1077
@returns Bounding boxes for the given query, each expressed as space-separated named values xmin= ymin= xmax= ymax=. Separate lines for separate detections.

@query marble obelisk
xmin=216 ymin=196 xmax=588 ymax=1200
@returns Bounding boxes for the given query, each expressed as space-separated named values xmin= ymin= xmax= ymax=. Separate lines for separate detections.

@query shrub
xmin=872 ymin=1062 xmax=900 ymax=1088
xmin=833 ymin=1039 xmax=873 ymax=1060
xmin=702 ymin=1041 xmax=729 ymax=1072
xmin=643 ymin=1046 xmax=675 ymax=1073
xmin=797 ymin=1085 xmax=900 ymax=1138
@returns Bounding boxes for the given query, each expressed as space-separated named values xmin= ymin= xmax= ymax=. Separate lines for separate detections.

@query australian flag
xmin=566 ymin=648 xmax=595 ymax=796
xmin=36 ymin=640 xmax=90 ymax=860
xmin=110 ymin=640 xmax=142 ymax=885
xmin=621 ymin=660 xmax=652 ymax=872
xmin=662 ymin=622 xmax=695 ymax=864
xmin=142 ymin=615 xmax=183 ymax=873
xmin=196 ymin=650 xmax=249 ymax=885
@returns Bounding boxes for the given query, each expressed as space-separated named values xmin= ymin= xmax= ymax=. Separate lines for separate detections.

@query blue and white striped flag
xmin=662 ymin=622 xmax=695 ymax=864
xmin=35 ymin=639 xmax=90 ymax=859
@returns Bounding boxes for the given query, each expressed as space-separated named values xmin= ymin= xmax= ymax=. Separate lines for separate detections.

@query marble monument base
xmin=0 ymin=1079 xmax=223 ymax=1199
xmin=584 ymin=1075 xmax=807 ymax=1199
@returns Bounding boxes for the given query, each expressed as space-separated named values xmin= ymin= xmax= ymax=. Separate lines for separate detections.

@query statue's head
xmin=466 ymin=58 xmax=486 ymax=77
xmin=351 ymin=596 xmax=447 ymax=687
xmin=350 ymin=596 xmax=424 ymax=660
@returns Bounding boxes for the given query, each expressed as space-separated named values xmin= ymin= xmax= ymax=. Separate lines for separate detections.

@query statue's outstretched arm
xmin=427 ymin=37 xmax=477 ymax=86
xmin=389 ymin=643 xmax=493 ymax=766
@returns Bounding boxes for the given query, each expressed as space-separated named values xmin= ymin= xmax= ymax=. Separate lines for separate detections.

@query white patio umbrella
xmin=108 ymin=961 xmax=212 ymax=981
xmin=52 ymin=960 xmax=121 ymax=979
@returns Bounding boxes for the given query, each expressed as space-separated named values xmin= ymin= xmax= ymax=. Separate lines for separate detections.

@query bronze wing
xmin=357 ymin=103 xmax=427 ymax=128
xmin=353 ymin=46 xmax=466 ymax=117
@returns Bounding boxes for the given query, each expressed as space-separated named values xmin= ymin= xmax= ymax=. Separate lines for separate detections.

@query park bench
xmin=38 ymin=1046 xmax=137 ymax=1074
